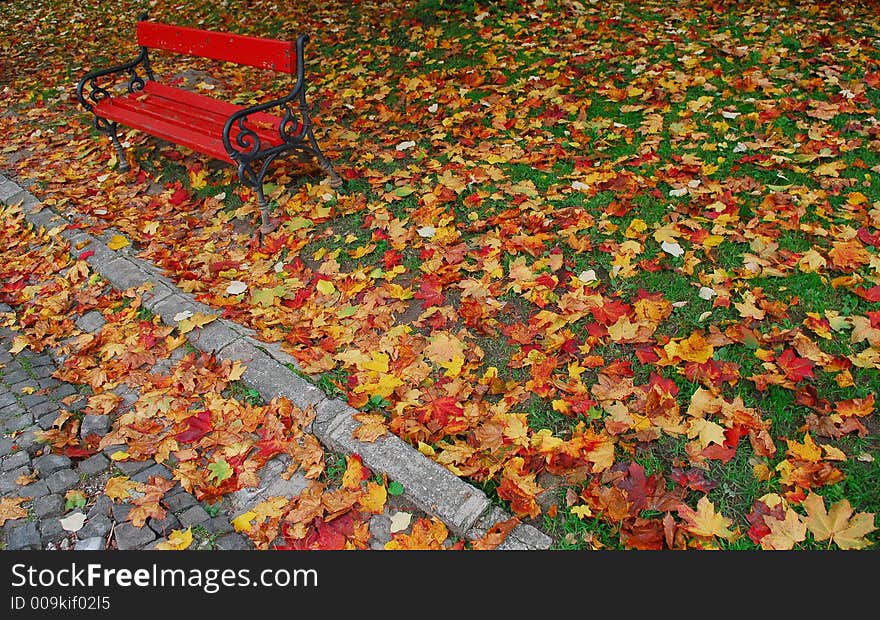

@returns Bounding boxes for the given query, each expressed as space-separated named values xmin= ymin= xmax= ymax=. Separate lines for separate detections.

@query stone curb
xmin=0 ymin=173 xmax=552 ymax=549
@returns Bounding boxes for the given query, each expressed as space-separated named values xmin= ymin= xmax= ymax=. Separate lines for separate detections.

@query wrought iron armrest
xmin=76 ymin=48 xmax=153 ymax=113
xmin=222 ymin=35 xmax=310 ymax=159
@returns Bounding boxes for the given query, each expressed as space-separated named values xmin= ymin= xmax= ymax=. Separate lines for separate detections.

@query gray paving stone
xmin=131 ymin=463 xmax=172 ymax=483
xmin=77 ymin=453 xmax=110 ymax=476
xmin=5 ymin=521 xmax=40 ymax=550
xmin=3 ymin=370 xmax=28 ymax=384
xmin=36 ymin=412 xmax=61 ymax=430
xmin=0 ymin=450 xmax=30 ymax=472
xmin=0 ymin=391 xmax=18 ymax=408
xmin=178 ymin=504 xmax=211 ymax=527
xmin=369 ymin=513 xmax=393 ymax=545
xmin=101 ymin=443 xmax=127 ymax=458
xmin=12 ymin=426 xmax=43 ymax=455
xmin=19 ymin=481 xmax=50 ymax=500
xmin=0 ymin=402 xmax=25 ymax=418
xmin=45 ymin=469 xmax=80 ymax=494
xmin=163 ymin=490 xmax=198 ymax=513
xmin=39 ymin=518 xmax=69 ymax=545
xmin=33 ymin=453 xmax=71 ymax=477
xmin=206 ymin=515 xmax=233 ymax=535
xmin=0 ymin=436 xmax=13 ymax=454
xmin=151 ymin=294 xmax=216 ymax=329
xmin=113 ymin=522 xmax=157 ymax=550
xmin=32 ymin=494 xmax=64 ymax=519
xmin=251 ymin=339 xmax=304 ymax=372
xmin=0 ymin=181 xmax=25 ymax=203
xmin=76 ymin=514 xmax=112 ymax=540
xmin=214 ymin=533 xmax=250 ymax=550
xmin=0 ymin=465 xmax=31 ymax=493
xmin=138 ymin=280 xmax=178 ymax=314
xmin=148 ymin=512 xmax=181 ymax=537
xmin=36 ymin=377 xmax=60 ymax=390
xmin=75 ymin=536 xmax=106 ymax=550
xmin=88 ymin=494 xmax=112 ymax=518
xmin=314 ymin=397 xmax=490 ymax=537
xmin=112 ymin=385 xmax=140 ymax=409
xmin=75 ymin=310 xmax=106 ymax=334
xmin=113 ymin=459 xmax=152 ymax=476
xmin=50 ymin=383 xmax=78 ymax=400
xmin=186 ymin=319 xmax=242 ymax=355
xmin=111 ymin=503 xmax=132 ymax=522
xmin=27 ymin=400 xmax=60 ymax=419
xmin=2 ymin=413 xmax=33 ymax=434
xmin=19 ymin=391 xmax=46 ymax=408
xmin=24 ymin=207 xmax=60 ymax=235
xmin=80 ymin=414 xmax=110 ymax=438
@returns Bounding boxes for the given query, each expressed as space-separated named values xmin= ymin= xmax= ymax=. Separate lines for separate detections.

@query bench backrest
xmin=137 ymin=21 xmax=296 ymax=74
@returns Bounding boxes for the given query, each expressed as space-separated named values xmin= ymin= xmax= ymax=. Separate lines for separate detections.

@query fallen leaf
xmin=389 ymin=511 xmax=412 ymax=533
xmin=107 ymin=234 xmax=130 ymax=250
xmin=803 ymin=492 xmax=876 ymax=550
xmin=60 ymin=512 xmax=86 ymax=532
xmin=155 ymin=527 xmax=194 ymax=550
xmin=0 ymin=497 xmax=30 ymax=526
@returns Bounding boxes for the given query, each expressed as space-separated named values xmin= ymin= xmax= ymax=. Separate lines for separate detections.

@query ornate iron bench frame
xmin=77 ymin=13 xmax=342 ymax=234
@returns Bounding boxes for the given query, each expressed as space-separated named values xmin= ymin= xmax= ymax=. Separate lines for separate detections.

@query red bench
xmin=77 ymin=14 xmax=342 ymax=234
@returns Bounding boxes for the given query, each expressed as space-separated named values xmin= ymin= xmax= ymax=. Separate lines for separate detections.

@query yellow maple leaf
xmin=227 ymin=360 xmax=246 ymax=382
xmin=664 ymin=332 xmax=714 ymax=363
xmin=9 ymin=336 xmax=29 ymax=354
xmin=803 ymin=492 xmax=877 ymax=550
xmin=570 ymin=505 xmax=593 ymax=519
xmin=358 ymin=481 xmax=388 ymax=514
xmin=104 ymin=476 xmax=142 ymax=502
xmin=177 ymin=312 xmax=217 ymax=334
xmin=341 ymin=455 xmax=365 ymax=490
xmin=678 ymin=496 xmax=738 ymax=541
xmin=786 ymin=433 xmax=823 ymax=462
xmin=155 ymin=527 xmax=193 ymax=550
xmin=316 ymin=279 xmax=336 ymax=296
xmin=107 ymin=234 xmax=130 ymax=250
xmin=360 ymin=352 xmax=389 ymax=373
xmin=189 ymin=168 xmax=208 ymax=190
xmin=232 ymin=511 xmax=257 ymax=532
xmin=687 ymin=418 xmax=727 ymax=449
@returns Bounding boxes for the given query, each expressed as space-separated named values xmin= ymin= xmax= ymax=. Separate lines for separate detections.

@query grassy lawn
xmin=0 ymin=0 xmax=877 ymax=550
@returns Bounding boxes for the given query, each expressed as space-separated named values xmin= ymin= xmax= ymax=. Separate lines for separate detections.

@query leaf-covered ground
xmin=1 ymin=0 xmax=878 ymax=549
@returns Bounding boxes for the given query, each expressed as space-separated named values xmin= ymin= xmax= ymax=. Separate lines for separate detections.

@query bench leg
xmin=304 ymin=128 xmax=342 ymax=189
xmin=106 ymin=124 xmax=130 ymax=173
xmin=256 ymin=186 xmax=275 ymax=235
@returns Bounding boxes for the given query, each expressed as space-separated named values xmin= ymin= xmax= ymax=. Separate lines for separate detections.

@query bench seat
xmin=94 ymin=82 xmax=294 ymax=163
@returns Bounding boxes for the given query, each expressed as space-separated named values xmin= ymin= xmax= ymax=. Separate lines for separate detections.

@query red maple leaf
xmin=853 ymin=286 xmax=880 ymax=302
xmin=776 ymin=348 xmax=814 ymax=382
xmin=427 ymin=396 xmax=463 ymax=427
xmin=175 ymin=409 xmax=212 ymax=442
xmin=670 ymin=467 xmax=719 ymax=493
xmin=590 ymin=299 xmax=631 ymax=325
xmin=414 ymin=275 xmax=445 ymax=308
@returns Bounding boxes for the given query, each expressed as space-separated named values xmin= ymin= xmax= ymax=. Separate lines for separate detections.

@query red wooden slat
xmin=137 ymin=21 xmax=296 ymax=73
xmin=94 ymin=82 xmax=299 ymax=161
xmin=96 ymin=98 xmax=233 ymax=161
